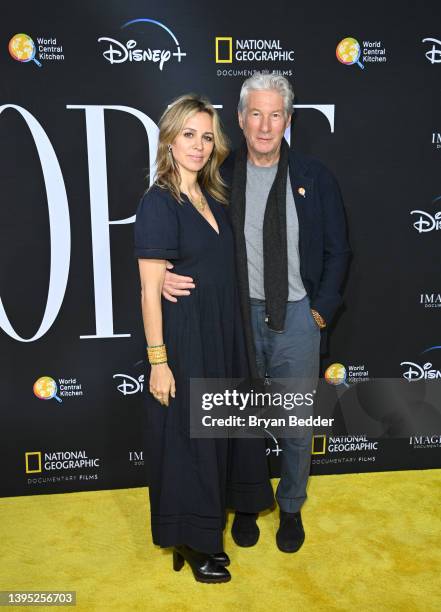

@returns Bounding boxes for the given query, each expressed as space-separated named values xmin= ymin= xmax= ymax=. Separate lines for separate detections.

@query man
xmin=163 ymin=73 xmax=351 ymax=552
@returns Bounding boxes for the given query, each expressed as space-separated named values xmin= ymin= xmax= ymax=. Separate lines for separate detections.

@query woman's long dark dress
xmin=134 ymin=185 xmax=273 ymax=554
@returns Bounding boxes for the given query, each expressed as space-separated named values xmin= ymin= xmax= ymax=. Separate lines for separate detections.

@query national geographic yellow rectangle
xmin=25 ymin=451 xmax=42 ymax=473
xmin=312 ymin=435 xmax=326 ymax=455
xmin=215 ymin=37 xmax=233 ymax=63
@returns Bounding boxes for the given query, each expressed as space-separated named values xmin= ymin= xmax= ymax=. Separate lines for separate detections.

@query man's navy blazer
xmin=221 ymin=146 xmax=351 ymax=352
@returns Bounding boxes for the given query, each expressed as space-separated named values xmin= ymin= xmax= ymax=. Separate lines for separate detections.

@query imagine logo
xmin=33 ymin=376 xmax=62 ymax=403
xmin=8 ymin=33 xmax=42 ymax=67
xmin=420 ymin=293 xmax=441 ymax=308
xmin=410 ymin=435 xmax=441 ymax=448
xmin=129 ymin=451 xmax=145 ymax=466
xmin=336 ymin=38 xmax=364 ymax=69
xmin=98 ymin=18 xmax=186 ymax=70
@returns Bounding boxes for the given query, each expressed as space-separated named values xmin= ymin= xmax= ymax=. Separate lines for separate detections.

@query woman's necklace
xmin=187 ymin=191 xmax=207 ymax=212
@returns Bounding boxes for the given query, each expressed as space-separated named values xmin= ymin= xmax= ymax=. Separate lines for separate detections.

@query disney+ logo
xmin=422 ymin=37 xmax=441 ymax=64
xmin=401 ymin=347 xmax=441 ymax=382
xmin=411 ymin=197 xmax=441 ymax=233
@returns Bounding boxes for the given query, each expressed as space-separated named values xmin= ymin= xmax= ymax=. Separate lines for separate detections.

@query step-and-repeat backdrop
xmin=1 ymin=1 xmax=440 ymax=497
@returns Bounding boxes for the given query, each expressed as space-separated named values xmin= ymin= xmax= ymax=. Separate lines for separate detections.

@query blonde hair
xmin=154 ymin=94 xmax=229 ymax=204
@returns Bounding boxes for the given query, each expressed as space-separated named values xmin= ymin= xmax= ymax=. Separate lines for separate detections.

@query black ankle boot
xmin=231 ymin=512 xmax=259 ymax=547
xmin=173 ymin=545 xmax=231 ymax=583
xmin=210 ymin=551 xmax=230 ymax=566
xmin=276 ymin=510 xmax=305 ymax=553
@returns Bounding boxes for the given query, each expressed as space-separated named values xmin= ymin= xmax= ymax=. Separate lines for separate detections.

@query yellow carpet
xmin=1 ymin=471 xmax=440 ymax=611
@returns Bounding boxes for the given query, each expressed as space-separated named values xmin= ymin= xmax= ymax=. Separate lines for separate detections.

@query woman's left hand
xmin=149 ymin=363 xmax=176 ymax=406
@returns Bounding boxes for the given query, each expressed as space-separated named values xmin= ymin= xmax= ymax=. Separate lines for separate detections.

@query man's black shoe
xmin=276 ymin=510 xmax=305 ymax=553
xmin=231 ymin=512 xmax=259 ymax=547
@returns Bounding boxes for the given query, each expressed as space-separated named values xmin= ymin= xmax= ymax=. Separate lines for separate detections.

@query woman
xmin=134 ymin=95 xmax=272 ymax=583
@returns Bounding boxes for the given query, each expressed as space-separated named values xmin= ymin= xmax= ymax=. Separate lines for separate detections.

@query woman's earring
xmin=168 ymin=144 xmax=172 ymax=153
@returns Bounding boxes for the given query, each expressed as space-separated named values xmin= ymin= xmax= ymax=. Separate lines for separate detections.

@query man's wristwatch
xmin=310 ymin=309 xmax=326 ymax=329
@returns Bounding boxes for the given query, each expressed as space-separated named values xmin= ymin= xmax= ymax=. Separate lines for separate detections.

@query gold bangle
xmin=147 ymin=344 xmax=167 ymax=365
xmin=311 ymin=309 xmax=326 ymax=329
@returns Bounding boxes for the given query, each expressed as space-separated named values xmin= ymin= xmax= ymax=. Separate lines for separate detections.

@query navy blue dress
xmin=134 ymin=184 xmax=273 ymax=554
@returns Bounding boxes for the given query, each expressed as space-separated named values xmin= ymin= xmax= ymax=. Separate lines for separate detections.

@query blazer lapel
xmin=288 ymin=155 xmax=314 ymax=275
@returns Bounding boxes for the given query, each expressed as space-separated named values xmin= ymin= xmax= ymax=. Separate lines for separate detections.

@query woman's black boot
xmin=173 ymin=545 xmax=231 ymax=583
xmin=210 ymin=551 xmax=230 ymax=566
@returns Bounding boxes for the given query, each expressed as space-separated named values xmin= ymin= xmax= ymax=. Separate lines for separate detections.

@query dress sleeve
xmin=134 ymin=188 xmax=180 ymax=260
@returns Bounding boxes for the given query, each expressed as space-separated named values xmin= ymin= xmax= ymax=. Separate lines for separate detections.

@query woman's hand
xmin=149 ymin=363 xmax=176 ymax=406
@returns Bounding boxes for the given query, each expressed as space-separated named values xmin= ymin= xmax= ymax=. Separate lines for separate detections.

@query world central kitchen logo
xmin=336 ymin=36 xmax=387 ymax=69
xmin=98 ymin=18 xmax=186 ymax=70
xmin=215 ymin=37 xmax=295 ymax=63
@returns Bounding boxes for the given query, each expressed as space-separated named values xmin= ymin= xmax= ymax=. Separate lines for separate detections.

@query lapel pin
xmin=298 ymin=187 xmax=306 ymax=198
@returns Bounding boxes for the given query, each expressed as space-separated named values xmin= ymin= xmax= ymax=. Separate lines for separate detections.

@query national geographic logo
xmin=311 ymin=435 xmax=379 ymax=466
xmin=215 ymin=37 xmax=233 ymax=63
xmin=312 ymin=435 xmax=326 ymax=455
xmin=25 ymin=451 xmax=42 ymax=473
xmin=25 ymin=450 xmax=100 ymax=473
xmin=327 ymin=436 xmax=378 ymax=452
xmin=215 ymin=36 xmax=295 ymax=63
xmin=312 ymin=434 xmax=378 ymax=455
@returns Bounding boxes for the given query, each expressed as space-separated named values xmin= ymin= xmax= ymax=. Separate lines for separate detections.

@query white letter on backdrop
xmin=67 ymin=105 xmax=158 ymax=339
xmin=0 ymin=104 xmax=70 ymax=342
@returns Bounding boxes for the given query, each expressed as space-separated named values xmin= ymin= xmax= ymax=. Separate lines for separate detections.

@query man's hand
xmin=162 ymin=262 xmax=196 ymax=302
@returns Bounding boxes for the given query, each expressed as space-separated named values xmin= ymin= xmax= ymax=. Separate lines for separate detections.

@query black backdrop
xmin=1 ymin=0 xmax=440 ymax=497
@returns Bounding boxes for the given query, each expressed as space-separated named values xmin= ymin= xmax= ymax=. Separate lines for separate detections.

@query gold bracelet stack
xmin=147 ymin=344 xmax=167 ymax=365
xmin=311 ymin=309 xmax=326 ymax=329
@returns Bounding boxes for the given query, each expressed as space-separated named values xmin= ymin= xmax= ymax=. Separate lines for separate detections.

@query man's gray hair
xmin=238 ymin=72 xmax=294 ymax=117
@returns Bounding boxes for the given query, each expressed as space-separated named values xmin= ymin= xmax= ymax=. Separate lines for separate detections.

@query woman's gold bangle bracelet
xmin=147 ymin=344 xmax=167 ymax=365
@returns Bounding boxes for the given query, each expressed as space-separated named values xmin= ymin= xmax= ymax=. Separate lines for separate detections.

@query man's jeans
xmin=250 ymin=296 xmax=320 ymax=513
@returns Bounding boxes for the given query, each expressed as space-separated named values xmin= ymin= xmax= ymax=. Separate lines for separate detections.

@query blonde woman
xmin=135 ymin=95 xmax=273 ymax=583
